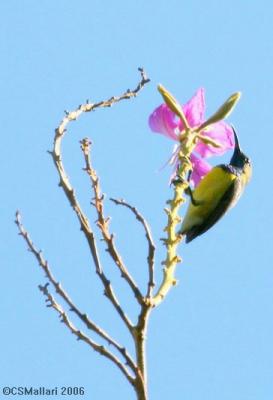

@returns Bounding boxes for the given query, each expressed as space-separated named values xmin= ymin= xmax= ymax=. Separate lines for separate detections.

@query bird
xmin=179 ymin=127 xmax=252 ymax=243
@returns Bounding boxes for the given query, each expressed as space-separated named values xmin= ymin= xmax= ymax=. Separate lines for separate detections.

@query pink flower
xmin=149 ymin=88 xmax=235 ymax=186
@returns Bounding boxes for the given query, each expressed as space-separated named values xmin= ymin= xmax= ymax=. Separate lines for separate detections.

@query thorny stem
xmin=149 ymin=134 xmax=196 ymax=307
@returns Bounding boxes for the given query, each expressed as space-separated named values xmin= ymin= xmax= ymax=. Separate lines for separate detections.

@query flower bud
xmin=197 ymin=92 xmax=241 ymax=132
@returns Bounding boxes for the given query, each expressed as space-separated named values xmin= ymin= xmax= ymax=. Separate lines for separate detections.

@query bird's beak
xmin=232 ymin=126 xmax=241 ymax=153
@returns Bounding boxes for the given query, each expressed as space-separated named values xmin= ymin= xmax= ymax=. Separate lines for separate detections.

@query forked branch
xmin=110 ymin=197 xmax=156 ymax=298
xmin=38 ymin=283 xmax=135 ymax=385
xmin=80 ymin=138 xmax=143 ymax=304
xmin=15 ymin=211 xmax=137 ymax=375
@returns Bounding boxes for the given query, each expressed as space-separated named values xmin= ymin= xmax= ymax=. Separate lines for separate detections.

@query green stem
xmin=150 ymin=137 xmax=196 ymax=307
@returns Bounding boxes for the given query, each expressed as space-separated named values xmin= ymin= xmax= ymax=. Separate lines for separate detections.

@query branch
xmin=149 ymin=156 xmax=193 ymax=307
xmin=17 ymin=70 xmax=151 ymax=399
xmin=50 ymin=69 xmax=150 ymax=330
xmin=80 ymin=138 xmax=143 ymax=303
xmin=110 ymin=198 xmax=156 ymax=298
xmin=53 ymin=68 xmax=149 ymax=142
xmin=39 ymin=283 xmax=135 ymax=386
xmin=15 ymin=211 xmax=136 ymax=372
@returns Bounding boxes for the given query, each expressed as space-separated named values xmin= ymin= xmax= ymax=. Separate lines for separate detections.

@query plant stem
xmin=150 ymin=134 xmax=196 ymax=307
xmin=133 ymin=305 xmax=151 ymax=399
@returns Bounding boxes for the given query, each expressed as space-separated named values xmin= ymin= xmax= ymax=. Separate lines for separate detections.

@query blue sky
xmin=1 ymin=1 xmax=273 ymax=399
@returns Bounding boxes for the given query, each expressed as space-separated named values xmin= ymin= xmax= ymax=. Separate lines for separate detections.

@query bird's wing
xmin=185 ymin=179 xmax=241 ymax=243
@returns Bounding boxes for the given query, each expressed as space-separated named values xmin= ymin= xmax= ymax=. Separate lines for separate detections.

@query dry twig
xmin=109 ymin=197 xmax=156 ymax=298
xmin=80 ymin=138 xmax=143 ymax=304
xmin=15 ymin=211 xmax=136 ymax=374
xmin=38 ymin=283 xmax=135 ymax=385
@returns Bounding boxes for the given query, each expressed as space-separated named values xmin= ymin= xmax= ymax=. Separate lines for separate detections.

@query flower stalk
xmin=150 ymin=142 xmax=195 ymax=307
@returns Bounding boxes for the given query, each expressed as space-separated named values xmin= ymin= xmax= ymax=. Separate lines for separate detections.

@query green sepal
xmin=197 ymin=92 xmax=241 ymax=132
xmin=157 ymin=84 xmax=190 ymax=129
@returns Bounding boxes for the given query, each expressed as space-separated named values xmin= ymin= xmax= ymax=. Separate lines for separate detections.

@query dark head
xmin=230 ymin=127 xmax=251 ymax=170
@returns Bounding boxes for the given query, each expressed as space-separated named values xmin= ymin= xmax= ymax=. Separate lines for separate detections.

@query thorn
xmin=76 ymin=330 xmax=82 ymax=339
xmin=164 ymin=207 xmax=170 ymax=215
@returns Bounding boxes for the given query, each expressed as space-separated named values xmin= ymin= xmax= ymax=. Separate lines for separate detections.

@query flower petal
xmin=183 ymin=88 xmax=205 ymax=128
xmin=148 ymin=104 xmax=179 ymax=140
xmin=194 ymin=121 xmax=235 ymax=158
xmin=190 ymin=154 xmax=212 ymax=186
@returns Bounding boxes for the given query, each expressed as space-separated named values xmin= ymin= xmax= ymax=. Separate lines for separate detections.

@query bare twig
xmin=79 ymin=140 xmax=153 ymax=399
xmin=110 ymin=198 xmax=156 ymax=298
xmin=80 ymin=138 xmax=143 ymax=303
xmin=53 ymin=68 xmax=149 ymax=142
xmin=15 ymin=211 xmax=136 ymax=372
xmin=51 ymin=70 xmax=150 ymax=330
xmin=39 ymin=283 xmax=135 ymax=385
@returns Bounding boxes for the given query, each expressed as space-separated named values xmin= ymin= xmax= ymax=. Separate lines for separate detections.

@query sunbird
xmin=179 ymin=128 xmax=252 ymax=243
